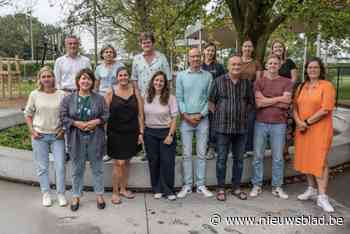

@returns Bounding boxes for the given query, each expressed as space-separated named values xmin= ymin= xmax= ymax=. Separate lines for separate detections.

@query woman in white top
xmin=143 ymin=71 xmax=178 ymax=201
xmin=24 ymin=66 xmax=67 ymax=207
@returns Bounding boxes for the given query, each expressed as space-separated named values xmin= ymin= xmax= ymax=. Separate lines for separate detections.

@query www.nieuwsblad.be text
xmin=209 ymin=213 xmax=344 ymax=226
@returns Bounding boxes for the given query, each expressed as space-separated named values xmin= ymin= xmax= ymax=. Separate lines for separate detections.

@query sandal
xmin=120 ymin=190 xmax=136 ymax=199
xmin=111 ymin=194 xmax=122 ymax=204
xmin=216 ymin=189 xmax=226 ymax=201
xmin=232 ymin=189 xmax=247 ymax=200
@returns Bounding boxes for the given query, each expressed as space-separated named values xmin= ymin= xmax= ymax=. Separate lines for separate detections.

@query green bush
xmin=0 ymin=120 xmax=197 ymax=156
xmin=0 ymin=125 xmax=32 ymax=150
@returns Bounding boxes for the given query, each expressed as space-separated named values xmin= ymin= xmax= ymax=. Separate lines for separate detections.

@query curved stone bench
xmin=1 ymin=108 xmax=350 ymax=189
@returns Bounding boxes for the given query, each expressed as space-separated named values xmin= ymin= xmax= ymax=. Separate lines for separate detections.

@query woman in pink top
xmin=143 ymin=71 xmax=178 ymax=201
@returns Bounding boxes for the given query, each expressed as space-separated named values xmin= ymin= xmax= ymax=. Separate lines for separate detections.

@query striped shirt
xmin=209 ymin=74 xmax=254 ymax=134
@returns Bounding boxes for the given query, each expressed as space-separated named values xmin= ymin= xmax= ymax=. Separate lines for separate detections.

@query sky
xmin=0 ymin=0 xmax=94 ymax=51
xmin=0 ymin=0 xmax=63 ymax=25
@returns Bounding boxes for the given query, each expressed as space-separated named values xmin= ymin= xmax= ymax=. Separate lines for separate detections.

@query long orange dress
xmin=294 ymin=80 xmax=335 ymax=177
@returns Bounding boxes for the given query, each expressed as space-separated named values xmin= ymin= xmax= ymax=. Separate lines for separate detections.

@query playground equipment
xmin=0 ymin=56 xmax=23 ymax=99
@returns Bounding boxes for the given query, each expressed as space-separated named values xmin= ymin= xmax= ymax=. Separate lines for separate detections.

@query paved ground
xmin=0 ymin=107 xmax=349 ymax=234
xmin=1 ymin=169 xmax=350 ymax=234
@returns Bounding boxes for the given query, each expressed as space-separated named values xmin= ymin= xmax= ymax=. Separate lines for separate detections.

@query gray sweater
xmin=60 ymin=91 xmax=109 ymax=160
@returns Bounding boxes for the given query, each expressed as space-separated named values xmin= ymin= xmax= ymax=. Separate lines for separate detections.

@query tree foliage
xmin=0 ymin=13 xmax=64 ymax=59
xmin=66 ymin=0 xmax=211 ymax=57
xmin=224 ymin=0 xmax=350 ymax=61
xmin=66 ymin=0 xmax=350 ymax=62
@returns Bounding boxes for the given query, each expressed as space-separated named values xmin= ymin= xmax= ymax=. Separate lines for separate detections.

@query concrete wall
xmin=1 ymin=108 xmax=350 ymax=189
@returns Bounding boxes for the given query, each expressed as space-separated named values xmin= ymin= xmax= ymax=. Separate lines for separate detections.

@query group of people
xmin=25 ymin=32 xmax=336 ymax=213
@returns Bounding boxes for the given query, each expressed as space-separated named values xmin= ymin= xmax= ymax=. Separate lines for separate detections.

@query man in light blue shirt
xmin=176 ymin=48 xmax=213 ymax=198
xmin=131 ymin=32 xmax=171 ymax=97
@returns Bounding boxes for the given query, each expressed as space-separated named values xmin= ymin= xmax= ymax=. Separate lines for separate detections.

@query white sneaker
xmin=272 ymin=187 xmax=289 ymax=199
xmin=206 ymin=147 xmax=215 ymax=160
xmin=103 ymin=155 xmax=112 ymax=162
xmin=249 ymin=185 xmax=262 ymax=197
xmin=177 ymin=185 xmax=192 ymax=198
xmin=297 ymin=186 xmax=318 ymax=201
xmin=317 ymin=194 xmax=335 ymax=212
xmin=154 ymin=193 xmax=162 ymax=199
xmin=196 ymin=186 xmax=213 ymax=198
xmin=167 ymin=195 xmax=177 ymax=201
xmin=57 ymin=193 xmax=68 ymax=206
xmin=42 ymin=192 xmax=52 ymax=207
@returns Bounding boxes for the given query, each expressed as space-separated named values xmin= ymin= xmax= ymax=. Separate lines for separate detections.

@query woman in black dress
xmin=105 ymin=67 xmax=144 ymax=204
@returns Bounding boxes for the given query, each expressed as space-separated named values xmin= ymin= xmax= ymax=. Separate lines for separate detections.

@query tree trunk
xmin=135 ymin=0 xmax=153 ymax=32
xmin=225 ymin=0 xmax=287 ymax=62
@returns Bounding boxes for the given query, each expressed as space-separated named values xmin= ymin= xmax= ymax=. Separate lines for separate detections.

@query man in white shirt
xmin=54 ymin=35 xmax=91 ymax=92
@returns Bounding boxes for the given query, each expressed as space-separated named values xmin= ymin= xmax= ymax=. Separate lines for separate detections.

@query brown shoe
xmin=96 ymin=196 xmax=106 ymax=209
xmin=216 ymin=189 xmax=226 ymax=201
xmin=70 ymin=197 xmax=80 ymax=211
xmin=232 ymin=188 xmax=247 ymax=200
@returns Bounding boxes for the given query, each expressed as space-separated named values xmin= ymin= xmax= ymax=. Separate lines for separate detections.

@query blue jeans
xmin=208 ymin=112 xmax=217 ymax=148
xmin=216 ymin=132 xmax=247 ymax=189
xmin=71 ymin=133 xmax=104 ymax=197
xmin=180 ymin=117 xmax=209 ymax=187
xmin=251 ymin=122 xmax=286 ymax=187
xmin=32 ymin=133 xmax=65 ymax=194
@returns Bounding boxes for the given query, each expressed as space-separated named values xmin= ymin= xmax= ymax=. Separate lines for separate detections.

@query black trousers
xmin=144 ymin=127 xmax=176 ymax=196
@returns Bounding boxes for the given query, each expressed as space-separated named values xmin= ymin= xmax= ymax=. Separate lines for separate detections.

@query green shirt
xmin=77 ymin=95 xmax=92 ymax=121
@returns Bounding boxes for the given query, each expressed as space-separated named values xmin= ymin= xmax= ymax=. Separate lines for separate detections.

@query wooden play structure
xmin=0 ymin=56 xmax=23 ymax=99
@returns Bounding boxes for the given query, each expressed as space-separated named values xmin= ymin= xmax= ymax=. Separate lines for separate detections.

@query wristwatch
xmin=305 ymin=119 xmax=311 ymax=126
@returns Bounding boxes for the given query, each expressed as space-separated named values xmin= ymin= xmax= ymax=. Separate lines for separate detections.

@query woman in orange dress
xmin=293 ymin=57 xmax=336 ymax=212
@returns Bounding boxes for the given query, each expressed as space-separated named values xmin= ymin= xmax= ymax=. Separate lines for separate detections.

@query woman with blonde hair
xmin=24 ymin=66 xmax=67 ymax=207
xmin=270 ymin=39 xmax=298 ymax=82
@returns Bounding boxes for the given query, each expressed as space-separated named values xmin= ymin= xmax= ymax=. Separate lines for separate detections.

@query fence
xmin=328 ymin=66 xmax=350 ymax=106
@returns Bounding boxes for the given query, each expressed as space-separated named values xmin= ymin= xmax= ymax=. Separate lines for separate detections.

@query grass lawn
xmin=333 ymin=76 xmax=350 ymax=100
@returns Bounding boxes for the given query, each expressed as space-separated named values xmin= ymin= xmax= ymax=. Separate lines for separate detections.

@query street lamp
xmin=86 ymin=0 xmax=98 ymax=66
xmin=28 ymin=8 xmax=34 ymax=61
xmin=25 ymin=0 xmax=37 ymax=61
